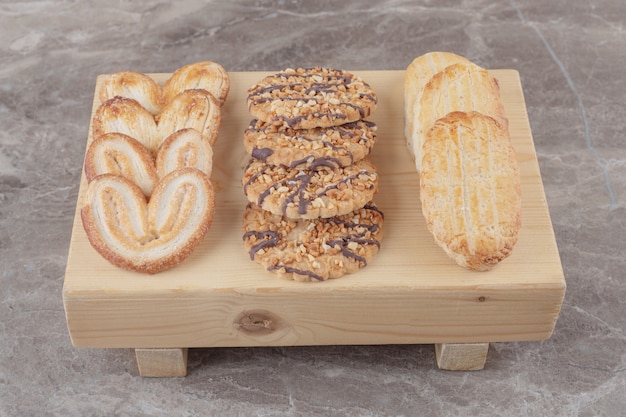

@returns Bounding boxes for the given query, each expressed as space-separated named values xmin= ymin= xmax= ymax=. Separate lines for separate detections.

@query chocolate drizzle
xmin=327 ymin=215 xmax=382 ymax=265
xmin=267 ymin=264 xmax=324 ymax=281
xmin=246 ymin=68 xmax=377 ymax=128
xmin=245 ymin=119 xmax=377 ymax=169
xmin=243 ymin=230 xmax=279 ymax=260
xmin=242 ymin=203 xmax=384 ymax=282
xmin=251 ymin=147 xmax=274 ymax=162
xmin=252 ymin=167 xmax=374 ymax=216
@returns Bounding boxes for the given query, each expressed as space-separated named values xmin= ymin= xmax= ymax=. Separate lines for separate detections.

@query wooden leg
xmin=435 ymin=343 xmax=489 ymax=371
xmin=135 ymin=348 xmax=189 ymax=377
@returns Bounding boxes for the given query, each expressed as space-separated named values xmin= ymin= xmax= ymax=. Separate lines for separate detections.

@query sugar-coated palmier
xmin=99 ymin=71 xmax=163 ymax=115
xmin=162 ymin=61 xmax=230 ymax=106
xmin=84 ymin=132 xmax=158 ymax=198
xmin=157 ymin=89 xmax=222 ymax=146
xmin=81 ymin=168 xmax=215 ymax=274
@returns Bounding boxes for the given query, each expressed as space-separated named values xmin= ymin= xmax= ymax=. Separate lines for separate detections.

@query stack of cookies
xmin=241 ymin=67 xmax=384 ymax=282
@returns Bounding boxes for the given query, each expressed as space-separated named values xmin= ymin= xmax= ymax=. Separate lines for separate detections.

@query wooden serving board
xmin=63 ymin=70 xmax=565 ymax=367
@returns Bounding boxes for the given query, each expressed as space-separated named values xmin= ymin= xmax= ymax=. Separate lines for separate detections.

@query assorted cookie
xmin=247 ymin=67 xmax=377 ymax=129
xmin=82 ymin=168 xmax=215 ymax=274
xmin=85 ymin=64 xmax=385 ymax=278
xmin=242 ymin=158 xmax=378 ymax=220
xmin=242 ymin=202 xmax=384 ymax=282
xmin=244 ymin=119 xmax=377 ymax=170
xmin=242 ymin=67 xmax=383 ymax=281
xmin=82 ymin=61 xmax=229 ymax=274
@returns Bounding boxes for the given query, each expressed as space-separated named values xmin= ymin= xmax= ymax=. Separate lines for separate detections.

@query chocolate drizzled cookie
xmin=246 ymin=67 xmax=377 ymax=130
xmin=242 ymin=158 xmax=379 ymax=220
xmin=242 ymin=202 xmax=384 ymax=281
xmin=244 ymin=119 xmax=377 ymax=170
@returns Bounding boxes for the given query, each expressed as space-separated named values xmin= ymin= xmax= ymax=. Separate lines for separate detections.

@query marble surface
xmin=1 ymin=0 xmax=624 ymax=416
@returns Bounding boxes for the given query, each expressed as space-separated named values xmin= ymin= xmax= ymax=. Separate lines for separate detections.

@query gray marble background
xmin=1 ymin=0 xmax=624 ymax=416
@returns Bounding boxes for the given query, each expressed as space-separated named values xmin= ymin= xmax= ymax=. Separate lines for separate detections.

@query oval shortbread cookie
xmin=242 ymin=202 xmax=384 ymax=281
xmin=420 ymin=111 xmax=521 ymax=271
xmin=246 ymin=67 xmax=377 ymax=129
xmin=414 ymin=63 xmax=507 ymax=171
xmin=404 ymin=51 xmax=480 ymax=153
xmin=242 ymin=158 xmax=379 ymax=219
xmin=244 ymin=119 xmax=377 ymax=170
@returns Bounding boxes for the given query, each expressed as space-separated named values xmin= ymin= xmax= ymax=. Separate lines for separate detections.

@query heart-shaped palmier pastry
xmin=81 ymin=168 xmax=215 ymax=274
xmin=99 ymin=71 xmax=164 ymax=115
xmin=92 ymin=96 xmax=161 ymax=154
xmin=84 ymin=132 xmax=158 ymax=197
xmin=156 ymin=128 xmax=214 ymax=179
xmin=92 ymin=90 xmax=221 ymax=155
xmin=155 ymin=89 xmax=222 ymax=146
xmin=84 ymin=128 xmax=214 ymax=198
xmin=99 ymin=61 xmax=230 ymax=114
xmin=162 ymin=61 xmax=230 ymax=106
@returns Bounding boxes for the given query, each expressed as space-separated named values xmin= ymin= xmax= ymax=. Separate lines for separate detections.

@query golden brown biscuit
xmin=242 ymin=158 xmax=379 ymax=220
xmin=404 ymin=52 xmax=480 ymax=153
xmin=247 ymin=67 xmax=377 ymax=129
xmin=244 ymin=119 xmax=377 ymax=170
xmin=415 ymin=63 xmax=507 ymax=171
xmin=243 ymin=202 xmax=384 ymax=281
xmin=420 ymin=111 xmax=521 ymax=271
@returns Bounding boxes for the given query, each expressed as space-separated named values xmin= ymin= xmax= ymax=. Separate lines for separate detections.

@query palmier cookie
xmin=157 ymin=89 xmax=222 ymax=146
xmin=99 ymin=71 xmax=163 ymax=115
xmin=162 ymin=61 xmax=230 ymax=106
xmin=81 ymin=168 xmax=215 ymax=274
xmin=246 ymin=67 xmax=377 ymax=129
xmin=242 ymin=158 xmax=378 ymax=219
xmin=85 ymin=132 xmax=158 ymax=198
xmin=243 ymin=202 xmax=384 ymax=281
xmin=85 ymin=129 xmax=214 ymax=199
xmin=156 ymin=128 xmax=214 ymax=179
xmin=244 ymin=119 xmax=377 ymax=170
xmin=92 ymin=96 xmax=161 ymax=154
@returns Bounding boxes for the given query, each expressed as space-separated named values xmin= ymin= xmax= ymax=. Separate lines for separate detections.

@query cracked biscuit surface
xmin=242 ymin=158 xmax=379 ymax=219
xmin=242 ymin=202 xmax=384 ymax=281
xmin=246 ymin=67 xmax=377 ymax=130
